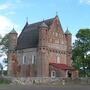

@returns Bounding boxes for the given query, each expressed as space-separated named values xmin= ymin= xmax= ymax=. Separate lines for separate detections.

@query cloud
xmin=0 ymin=0 xmax=29 ymax=11
xmin=80 ymin=0 xmax=90 ymax=5
xmin=0 ymin=0 xmax=23 ymax=11
xmin=0 ymin=2 xmax=13 ymax=10
xmin=0 ymin=16 xmax=18 ymax=36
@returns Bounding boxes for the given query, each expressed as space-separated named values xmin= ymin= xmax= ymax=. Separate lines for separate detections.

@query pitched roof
xmin=50 ymin=63 xmax=75 ymax=70
xmin=10 ymin=28 xmax=17 ymax=34
xmin=16 ymin=18 xmax=54 ymax=50
xmin=50 ymin=63 xmax=70 ymax=70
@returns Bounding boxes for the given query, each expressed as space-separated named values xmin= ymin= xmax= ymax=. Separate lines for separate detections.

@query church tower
xmin=37 ymin=21 xmax=49 ymax=77
xmin=8 ymin=28 xmax=18 ymax=76
xmin=65 ymin=28 xmax=72 ymax=66
xmin=39 ymin=21 xmax=48 ymax=46
xmin=8 ymin=28 xmax=18 ymax=50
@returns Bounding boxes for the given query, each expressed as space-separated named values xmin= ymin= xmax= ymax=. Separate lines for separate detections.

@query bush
xmin=0 ymin=77 xmax=11 ymax=84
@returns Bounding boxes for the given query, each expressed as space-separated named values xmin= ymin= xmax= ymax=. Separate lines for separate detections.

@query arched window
xmin=51 ymin=70 xmax=56 ymax=78
xmin=23 ymin=55 xmax=27 ymax=64
xmin=32 ymin=55 xmax=35 ymax=64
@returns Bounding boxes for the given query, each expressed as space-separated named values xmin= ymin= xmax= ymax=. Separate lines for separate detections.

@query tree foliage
xmin=0 ymin=34 xmax=9 ymax=75
xmin=72 ymin=29 xmax=90 ymax=77
xmin=0 ymin=34 xmax=9 ymax=52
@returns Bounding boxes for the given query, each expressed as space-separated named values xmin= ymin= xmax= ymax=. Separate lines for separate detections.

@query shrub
xmin=0 ymin=77 xmax=11 ymax=84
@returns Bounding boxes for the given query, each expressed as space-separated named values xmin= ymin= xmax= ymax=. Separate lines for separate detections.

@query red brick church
xmin=8 ymin=15 xmax=78 ymax=78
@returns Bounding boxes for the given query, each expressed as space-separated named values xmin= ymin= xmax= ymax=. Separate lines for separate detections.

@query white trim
xmin=32 ymin=55 xmax=35 ymax=64
xmin=51 ymin=70 xmax=56 ymax=78
xmin=66 ymin=70 xmax=68 ymax=78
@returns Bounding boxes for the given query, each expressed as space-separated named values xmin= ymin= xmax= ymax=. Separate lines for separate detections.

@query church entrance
xmin=67 ymin=70 xmax=72 ymax=78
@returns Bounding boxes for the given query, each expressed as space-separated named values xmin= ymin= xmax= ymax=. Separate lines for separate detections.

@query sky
xmin=0 ymin=0 xmax=90 ymax=41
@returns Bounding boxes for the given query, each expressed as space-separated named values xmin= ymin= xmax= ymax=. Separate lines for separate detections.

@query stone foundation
xmin=4 ymin=77 xmax=90 ymax=85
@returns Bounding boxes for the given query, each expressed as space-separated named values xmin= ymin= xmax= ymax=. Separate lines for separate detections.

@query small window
xmin=32 ymin=55 xmax=35 ymax=64
xmin=23 ymin=55 xmax=27 ymax=64
xmin=51 ymin=70 xmax=56 ymax=78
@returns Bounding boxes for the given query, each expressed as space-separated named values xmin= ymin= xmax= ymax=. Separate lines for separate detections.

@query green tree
xmin=0 ymin=34 xmax=9 ymax=76
xmin=72 ymin=29 xmax=90 ymax=77
xmin=0 ymin=34 xmax=9 ymax=52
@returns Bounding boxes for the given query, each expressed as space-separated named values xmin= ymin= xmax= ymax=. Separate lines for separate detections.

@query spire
xmin=55 ymin=11 xmax=59 ymax=18
xmin=56 ymin=11 xmax=58 ymax=17
xmin=25 ymin=17 xmax=28 ymax=26
xmin=10 ymin=28 xmax=17 ymax=34
xmin=65 ymin=28 xmax=71 ymax=35
xmin=26 ymin=17 xmax=28 ymax=24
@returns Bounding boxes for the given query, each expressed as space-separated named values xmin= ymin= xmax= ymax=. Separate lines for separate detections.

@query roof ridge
xmin=28 ymin=17 xmax=54 ymax=26
xmin=16 ymin=17 xmax=55 ymax=50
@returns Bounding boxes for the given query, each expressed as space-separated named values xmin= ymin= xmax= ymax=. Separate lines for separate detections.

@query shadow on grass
xmin=0 ymin=76 xmax=11 ymax=84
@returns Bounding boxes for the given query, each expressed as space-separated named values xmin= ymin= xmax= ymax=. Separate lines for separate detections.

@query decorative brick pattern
xmin=8 ymin=16 xmax=78 ymax=78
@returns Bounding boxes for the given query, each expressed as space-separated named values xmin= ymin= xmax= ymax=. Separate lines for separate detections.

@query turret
xmin=8 ymin=28 xmax=18 ymax=51
xmin=39 ymin=21 xmax=48 ymax=47
xmin=65 ymin=28 xmax=72 ymax=47
xmin=37 ymin=21 xmax=49 ymax=77
xmin=8 ymin=28 xmax=18 ymax=76
xmin=65 ymin=28 xmax=72 ymax=66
